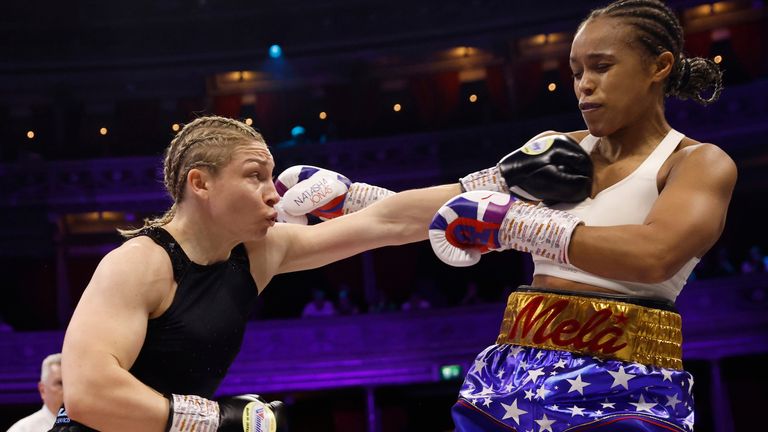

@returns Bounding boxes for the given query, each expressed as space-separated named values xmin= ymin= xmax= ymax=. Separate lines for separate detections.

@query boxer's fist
xmin=275 ymin=165 xmax=352 ymax=220
xmin=218 ymin=394 xmax=286 ymax=432
xmin=167 ymin=394 xmax=287 ymax=432
xmin=460 ymin=134 xmax=593 ymax=203
xmin=274 ymin=201 xmax=308 ymax=225
xmin=275 ymin=165 xmax=394 ymax=221
xmin=428 ymin=191 xmax=515 ymax=267
xmin=429 ymin=191 xmax=582 ymax=267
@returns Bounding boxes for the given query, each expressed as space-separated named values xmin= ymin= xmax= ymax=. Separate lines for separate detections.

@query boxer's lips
xmin=579 ymin=102 xmax=602 ymax=112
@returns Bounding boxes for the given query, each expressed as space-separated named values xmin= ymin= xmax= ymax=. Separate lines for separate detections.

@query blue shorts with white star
xmin=452 ymin=344 xmax=694 ymax=431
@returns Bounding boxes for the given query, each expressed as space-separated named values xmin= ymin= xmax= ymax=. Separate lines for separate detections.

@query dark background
xmin=0 ymin=1 xmax=766 ymax=430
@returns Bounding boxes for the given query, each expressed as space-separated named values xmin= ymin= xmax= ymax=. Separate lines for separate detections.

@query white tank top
xmin=533 ymin=129 xmax=699 ymax=302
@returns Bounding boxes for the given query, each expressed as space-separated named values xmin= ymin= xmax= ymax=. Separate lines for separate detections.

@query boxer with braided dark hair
xmin=234 ymin=0 xmax=734 ymax=429
xmin=424 ymin=1 xmax=734 ymax=430
xmin=586 ymin=0 xmax=723 ymax=104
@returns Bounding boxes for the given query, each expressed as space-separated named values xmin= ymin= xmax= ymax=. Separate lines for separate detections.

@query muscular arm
xmin=568 ymin=144 xmax=737 ymax=283
xmin=62 ymin=239 xmax=172 ymax=431
xmin=249 ymin=183 xmax=461 ymax=282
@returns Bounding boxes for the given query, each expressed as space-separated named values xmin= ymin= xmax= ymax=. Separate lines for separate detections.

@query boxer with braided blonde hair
xmin=119 ymin=116 xmax=266 ymax=236
xmin=54 ymin=115 xmax=470 ymax=431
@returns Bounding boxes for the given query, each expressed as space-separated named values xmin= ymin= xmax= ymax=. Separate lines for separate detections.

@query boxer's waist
xmin=496 ymin=287 xmax=682 ymax=369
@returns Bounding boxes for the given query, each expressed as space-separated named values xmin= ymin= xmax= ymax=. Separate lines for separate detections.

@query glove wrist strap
xmin=241 ymin=400 xmax=277 ymax=432
xmin=498 ymin=202 xmax=582 ymax=264
xmin=342 ymin=182 xmax=395 ymax=214
xmin=167 ymin=394 xmax=220 ymax=432
xmin=459 ymin=166 xmax=508 ymax=193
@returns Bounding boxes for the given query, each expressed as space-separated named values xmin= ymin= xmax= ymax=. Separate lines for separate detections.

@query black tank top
xmin=128 ymin=227 xmax=259 ymax=398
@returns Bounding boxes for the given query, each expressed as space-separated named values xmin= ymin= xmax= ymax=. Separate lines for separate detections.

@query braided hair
xmin=582 ymin=0 xmax=723 ymax=105
xmin=119 ymin=116 xmax=265 ymax=237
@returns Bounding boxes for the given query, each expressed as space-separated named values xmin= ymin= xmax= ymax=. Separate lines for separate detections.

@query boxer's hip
xmin=496 ymin=286 xmax=682 ymax=369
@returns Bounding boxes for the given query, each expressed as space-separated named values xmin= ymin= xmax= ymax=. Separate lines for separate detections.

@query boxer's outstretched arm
xmin=256 ymin=183 xmax=461 ymax=278
xmin=568 ymin=143 xmax=737 ymax=282
xmin=62 ymin=238 xmax=172 ymax=431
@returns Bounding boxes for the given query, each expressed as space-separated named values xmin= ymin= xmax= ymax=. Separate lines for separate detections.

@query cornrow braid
xmin=585 ymin=0 xmax=723 ymax=105
xmin=164 ymin=116 xmax=260 ymax=201
xmin=119 ymin=116 xmax=265 ymax=238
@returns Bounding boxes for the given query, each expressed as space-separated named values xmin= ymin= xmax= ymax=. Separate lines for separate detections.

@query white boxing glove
xmin=274 ymin=201 xmax=308 ymax=225
xmin=275 ymin=165 xmax=394 ymax=221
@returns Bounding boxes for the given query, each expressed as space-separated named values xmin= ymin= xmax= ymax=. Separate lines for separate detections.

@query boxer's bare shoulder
xmin=661 ymin=140 xmax=737 ymax=192
xmin=84 ymin=236 xmax=174 ymax=317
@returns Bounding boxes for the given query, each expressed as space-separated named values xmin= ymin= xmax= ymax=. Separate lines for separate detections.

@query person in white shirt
xmin=7 ymin=353 xmax=62 ymax=432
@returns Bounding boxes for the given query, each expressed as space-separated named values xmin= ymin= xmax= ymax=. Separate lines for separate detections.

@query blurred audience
xmin=302 ymin=288 xmax=337 ymax=318
xmin=265 ymin=243 xmax=768 ymax=321
xmin=740 ymin=245 xmax=768 ymax=274
xmin=7 ymin=353 xmax=62 ymax=432
xmin=369 ymin=290 xmax=399 ymax=314
xmin=712 ymin=247 xmax=738 ymax=277
xmin=690 ymin=244 xmax=768 ymax=280
xmin=401 ymin=291 xmax=431 ymax=312
xmin=336 ymin=286 xmax=360 ymax=316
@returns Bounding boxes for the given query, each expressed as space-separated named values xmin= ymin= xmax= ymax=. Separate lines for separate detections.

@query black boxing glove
xmin=460 ymin=134 xmax=593 ymax=203
xmin=166 ymin=393 xmax=286 ymax=432
xmin=47 ymin=406 xmax=98 ymax=432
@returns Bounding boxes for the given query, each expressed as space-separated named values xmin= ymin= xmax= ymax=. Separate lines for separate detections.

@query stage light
xmin=245 ymin=118 xmax=254 ymax=126
xmin=714 ymin=55 xmax=723 ymax=64
xmin=269 ymin=44 xmax=282 ymax=59
xmin=469 ymin=94 xmax=478 ymax=103
xmin=393 ymin=103 xmax=402 ymax=112
xmin=291 ymin=125 xmax=306 ymax=138
xmin=440 ymin=364 xmax=462 ymax=380
xmin=319 ymin=111 xmax=327 ymax=120
xmin=26 ymin=130 xmax=35 ymax=139
xmin=99 ymin=127 xmax=108 ymax=136
xmin=548 ymin=83 xmax=557 ymax=92
xmin=172 ymin=123 xmax=180 ymax=132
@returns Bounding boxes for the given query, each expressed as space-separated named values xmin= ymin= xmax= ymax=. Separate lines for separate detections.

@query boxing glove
xmin=460 ymin=134 xmax=592 ymax=203
xmin=218 ymin=395 xmax=286 ymax=432
xmin=166 ymin=393 xmax=286 ymax=432
xmin=428 ymin=191 xmax=582 ymax=267
xmin=275 ymin=165 xmax=394 ymax=221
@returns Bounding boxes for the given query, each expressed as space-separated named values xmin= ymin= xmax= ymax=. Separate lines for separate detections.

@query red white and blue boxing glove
xmin=460 ymin=134 xmax=593 ymax=203
xmin=275 ymin=165 xmax=394 ymax=223
xmin=429 ymin=191 xmax=583 ymax=267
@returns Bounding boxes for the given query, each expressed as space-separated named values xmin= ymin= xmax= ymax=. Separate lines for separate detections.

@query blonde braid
xmin=118 ymin=116 xmax=264 ymax=238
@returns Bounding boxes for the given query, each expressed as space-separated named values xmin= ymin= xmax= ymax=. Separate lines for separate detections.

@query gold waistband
xmin=496 ymin=291 xmax=682 ymax=369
